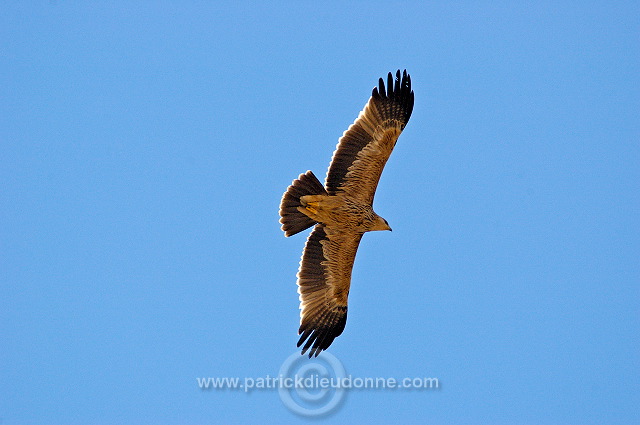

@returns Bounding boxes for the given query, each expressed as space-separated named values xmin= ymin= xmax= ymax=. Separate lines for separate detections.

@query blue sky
xmin=1 ymin=1 xmax=638 ymax=424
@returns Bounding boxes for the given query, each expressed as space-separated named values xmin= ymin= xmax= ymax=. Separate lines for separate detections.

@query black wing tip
xmin=373 ymin=69 xmax=413 ymax=96
xmin=297 ymin=312 xmax=348 ymax=358
xmin=371 ymin=69 xmax=414 ymax=122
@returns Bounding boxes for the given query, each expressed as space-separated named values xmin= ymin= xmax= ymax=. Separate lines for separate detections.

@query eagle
xmin=279 ymin=70 xmax=414 ymax=357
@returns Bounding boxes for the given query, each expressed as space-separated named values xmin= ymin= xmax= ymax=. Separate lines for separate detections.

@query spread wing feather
xmin=325 ymin=69 xmax=414 ymax=204
xmin=297 ymin=224 xmax=363 ymax=357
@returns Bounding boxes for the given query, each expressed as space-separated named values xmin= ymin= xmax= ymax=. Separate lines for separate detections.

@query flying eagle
xmin=279 ymin=70 xmax=414 ymax=357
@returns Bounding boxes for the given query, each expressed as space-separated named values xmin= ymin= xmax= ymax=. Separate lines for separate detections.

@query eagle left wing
xmin=325 ymin=70 xmax=414 ymax=204
xmin=296 ymin=224 xmax=364 ymax=357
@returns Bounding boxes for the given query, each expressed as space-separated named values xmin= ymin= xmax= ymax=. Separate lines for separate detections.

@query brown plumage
xmin=279 ymin=70 xmax=414 ymax=357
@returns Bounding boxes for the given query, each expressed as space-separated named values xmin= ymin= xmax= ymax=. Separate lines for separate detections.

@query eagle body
xmin=279 ymin=70 xmax=414 ymax=357
xmin=298 ymin=194 xmax=390 ymax=233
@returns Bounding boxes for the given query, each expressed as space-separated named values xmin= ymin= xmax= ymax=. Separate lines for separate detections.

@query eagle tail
xmin=279 ymin=170 xmax=327 ymax=237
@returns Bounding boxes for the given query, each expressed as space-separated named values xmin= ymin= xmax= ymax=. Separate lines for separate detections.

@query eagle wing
xmin=325 ymin=69 xmax=414 ymax=204
xmin=296 ymin=224 xmax=363 ymax=357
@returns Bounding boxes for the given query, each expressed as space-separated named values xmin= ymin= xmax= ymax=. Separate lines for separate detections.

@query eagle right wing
xmin=325 ymin=70 xmax=414 ymax=204
xmin=296 ymin=224 xmax=363 ymax=357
